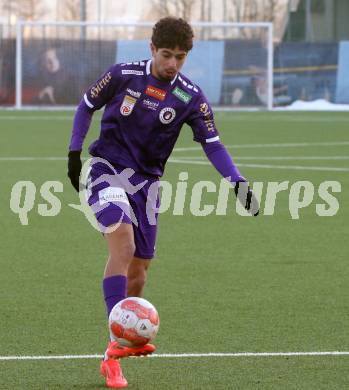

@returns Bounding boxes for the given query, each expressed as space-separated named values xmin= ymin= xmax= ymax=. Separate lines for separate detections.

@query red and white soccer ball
xmin=109 ymin=297 xmax=160 ymax=347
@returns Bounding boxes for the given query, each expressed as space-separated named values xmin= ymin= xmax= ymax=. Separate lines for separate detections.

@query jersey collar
xmin=146 ymin=59 xmax=178 ymax=85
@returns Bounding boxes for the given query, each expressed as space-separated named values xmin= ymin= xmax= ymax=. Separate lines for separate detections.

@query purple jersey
xmin=70 ymin=59 xmax=220 ymax=176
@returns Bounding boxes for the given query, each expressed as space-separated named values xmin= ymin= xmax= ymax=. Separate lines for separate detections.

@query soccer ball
xmin=109 ymin=297 xmax=160 ymax=347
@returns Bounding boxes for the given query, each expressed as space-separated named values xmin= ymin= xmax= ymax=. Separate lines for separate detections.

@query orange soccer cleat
xmin=100 ymin=358 xmax=128 ymax=389
xmin=105 ymin=340 xmax=156 ymax=359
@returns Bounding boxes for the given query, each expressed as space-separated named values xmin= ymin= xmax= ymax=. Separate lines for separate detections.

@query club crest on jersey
xmin=146 ymin=85 xmax=166 ymax=101
xmin=159 ymin=107 xmax=176 ymax=124
xmin=120 ymin=95 xmax=137 ymax=116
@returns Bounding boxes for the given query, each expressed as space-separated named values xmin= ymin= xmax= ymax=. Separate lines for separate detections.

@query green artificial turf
xmin=0 ymin=111 xmax=348 ymax=389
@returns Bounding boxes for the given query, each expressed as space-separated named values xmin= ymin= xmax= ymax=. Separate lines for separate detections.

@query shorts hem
xmin=96 ymin=208 xmax=132 ymax=227
xmin=134 ymin=251 xmax=155 ymax=260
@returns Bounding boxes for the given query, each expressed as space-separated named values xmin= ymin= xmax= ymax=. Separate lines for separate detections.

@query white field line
xmin=0 ymin=156 xmax=349 ymax=161
xmin=228 ymin=163 xmax=349 ymax=172
xmin=1 ymin=351 xmax=349 ymax=361
xmin=173 ymin=141 xmax=349 ymax=152
xmin=0 ymin=157 xmax=68 ymax=161
xmin=169 ymin=158 xmax=349 ymax=172
xmin=1 ymin=141 xmax=345 ymax=151
xmin=1 ymin=155 xmax=349 ymax=162
xmin=217 ymin=115 xmax=349 ymax=123
xmin=0 ymin=157 xmax=90 ymax=161
xmin=0 ymin=114 xmax=348 ymax=123
xmin=174 ymin=156 xmax=349 ymax=161
xmin=0 ymin=156 xmax=348 ymax=172
xmin=0 ymin=116 xmax=73 ymax=120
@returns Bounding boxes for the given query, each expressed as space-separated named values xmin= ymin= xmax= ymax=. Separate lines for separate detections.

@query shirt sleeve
xmin=82 ymin=64 xmax=120 ymax=110
xmin=185 ymin=91 xmax=220 ymax=144
xmin=69 ymin=100 xmax=93 ymax=151
xmin=202 ymin=141 xmax=246 ymax=183
xmin=68 ymin=64 xmax=120 ymax=151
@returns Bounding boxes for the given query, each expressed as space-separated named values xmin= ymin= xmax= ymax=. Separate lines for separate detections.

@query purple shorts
xmin=87 ymin=159 xmax=160 ymax=259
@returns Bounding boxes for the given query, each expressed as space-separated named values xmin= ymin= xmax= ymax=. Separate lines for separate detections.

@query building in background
xmin=286 ymin=0 xmax=349 ymax=42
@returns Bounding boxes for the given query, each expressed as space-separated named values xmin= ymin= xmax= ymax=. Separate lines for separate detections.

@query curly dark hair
xmin=151 ymin=17 xmax=194 ymax=52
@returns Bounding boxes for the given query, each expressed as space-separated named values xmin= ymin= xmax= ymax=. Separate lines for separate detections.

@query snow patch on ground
xmin=276 ymin=99 xmax=349 ymax=111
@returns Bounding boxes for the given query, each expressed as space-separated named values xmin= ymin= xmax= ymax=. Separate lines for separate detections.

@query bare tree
xmin=229 ymin=0 xmax=243 ymax=22
xmin=150 ymin=0 xmax=170 ymax=17
xmin=151 ymin=0 xmax=197 ymax=20
xmin=244 ymin=0 xmax=259 ymax=22
xmin=227 ymin=0 xmax=285 ymax=39
xmin=60 ymin=0 xmax=81 ymax=21
xmin=179 ymin=0 xmax=197 ymax=20
xmin=262 ymin=0 xmax=281 ymax=23
xmin=2 ymin=0 xmax=46 ymax=21
xmin=229 ymin=0 xmax=282 ymax=23
xmin=59 ymin=0 xmax=105 ymax=22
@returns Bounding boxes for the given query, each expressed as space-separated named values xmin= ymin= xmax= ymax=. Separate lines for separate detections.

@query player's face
xmin=151 ymin=44 xmax=187 ymax=81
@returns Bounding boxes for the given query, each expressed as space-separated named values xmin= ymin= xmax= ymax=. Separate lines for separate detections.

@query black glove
xmin=234 ymin=181 xmax=259 ymax=216
xmin=67 ymin=150 xmax=82 ymax=192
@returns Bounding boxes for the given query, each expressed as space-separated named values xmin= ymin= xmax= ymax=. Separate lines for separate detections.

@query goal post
xmin=14 ymin=20 xmax=273 ymax=110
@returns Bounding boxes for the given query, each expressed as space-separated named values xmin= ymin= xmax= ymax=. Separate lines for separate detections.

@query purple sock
xmin=103 ymin=275 xmax=127 ymax=318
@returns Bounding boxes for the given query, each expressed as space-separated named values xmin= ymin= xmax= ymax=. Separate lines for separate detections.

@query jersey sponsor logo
xmin=142 ymin=98 xmax=159 ymax=111
xmin=98 ymin=187 xmax=130 ymax=206
xmin=120 ymin=95 xmax=137 ymax=116
xmin=146 ymin=85 xmax=166 ymax=101
xmin=159 ymin=107 xmax=176 ymax=124
xmin=199 ymin=102 xmax=209 ymax=114
xmin=126 ymin=88 xmax=141 ymax=98
xmin=122 ymin=70 xmax=144 ymax=76
xmin=205 ymin=119 xmax=215 ymax=132
xmin=90 ymin=72 xmax=112 ymax=98
xmin=199 ymin=102 xmax=215 ymax=132
xmin=121 ymin=61 xmax=145 ymax=67
xmin=172 ymin=87 xmax=192 ymax=104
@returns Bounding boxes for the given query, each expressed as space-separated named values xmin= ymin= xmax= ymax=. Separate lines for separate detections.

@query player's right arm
xmin=186 ymin=92 xmax=259 ymax=216
xmin=67 ymin=65 xmax=119 ymax=191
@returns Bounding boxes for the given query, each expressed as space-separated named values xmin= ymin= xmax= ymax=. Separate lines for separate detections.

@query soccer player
xmin=68 ymin=17 xmax=258 ymax=388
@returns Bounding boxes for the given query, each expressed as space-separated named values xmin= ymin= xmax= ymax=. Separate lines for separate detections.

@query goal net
xmin=15 ymin=21 xmax=273 ymax=110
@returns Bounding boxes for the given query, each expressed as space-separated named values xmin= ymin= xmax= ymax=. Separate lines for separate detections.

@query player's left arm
xmin=186 ymin=94 xmax=259 ymax=216
xmin=68 ymin=65 xmax=119 ymax=191
xmin=202 ymin=141 xmax=259 ymax=216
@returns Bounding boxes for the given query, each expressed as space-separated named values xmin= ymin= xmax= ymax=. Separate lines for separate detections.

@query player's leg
xmin=88 ymin=162 xmax=158 ymax=387
xmin=100 ymin=172 xmax=158 ymax=371
xmin=127 ymin=177 xmax=159 ymax=297
xmin=103 ymin=175 xmax=159 ymax=361
xmin=102 ymin=235 xmax=156 ymax=363
xmin=103 ymin=223 xmax=135 ymax=316
xmin=100 ymin=225 xmax=134 ymax=389
xmin=101 ymin=226 xmax=156 ymax=388
xmin=86 ymin=162 xmax=134 ymax=388
xmin=105 ymin=225 xmax=135 ymax=276
xmin=127 ymin=257 xmax=151 ymax=297
xmin=86 ymin=160 xmax=135 ymax=316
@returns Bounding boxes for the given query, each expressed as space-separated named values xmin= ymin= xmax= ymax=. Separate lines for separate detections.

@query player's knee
xmin=106 ymin=224 xmax=135 ymax=261
xmin=128 ymin=263 xmax=148 ymax=293
xmin=109 ymin=241 xmax=135 ymax=266
xmin=128 ymin=272 xmax=147 ymax=295
xmin=120 ymin=241 xmax=136 ymax=262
